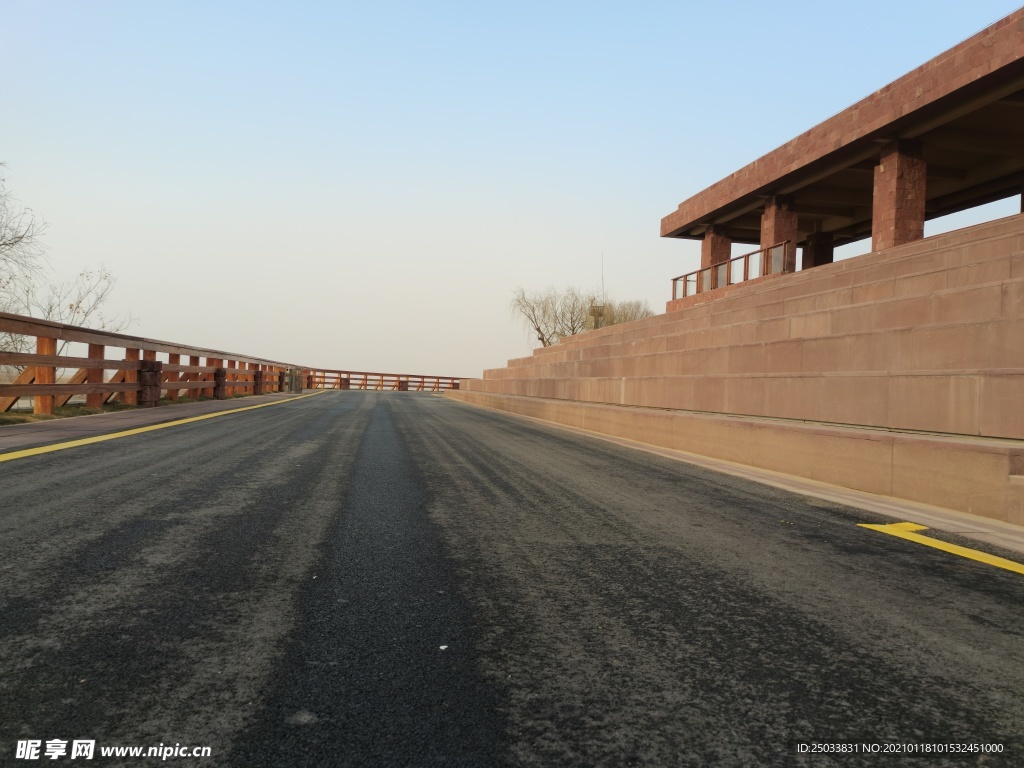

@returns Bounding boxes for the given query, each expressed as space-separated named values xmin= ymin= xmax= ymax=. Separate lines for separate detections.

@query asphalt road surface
xmin=1 ymin=391 xmax=1022 ymax=767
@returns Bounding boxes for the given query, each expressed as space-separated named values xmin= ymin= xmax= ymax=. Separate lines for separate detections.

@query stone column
xmin=213 ymin=368 xmax=227 ymax=400
xmin=872 ymin=139 xmax=926 ymax=252
xmin=139 ymin=360 xmax=163 ymax=408
xmin=802 ymin=232 xmax=835 ymax=269
xmin=700 ymin=226 xmax=731 ymax=269
xmin=761 ymin=194 xmax=798 ymax=273
xmin=700 ymin=226 xmax=731 ymax=290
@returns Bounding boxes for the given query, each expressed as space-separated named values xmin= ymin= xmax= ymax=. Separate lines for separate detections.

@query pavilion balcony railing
xmin=671 ymin=241 xmax=793 ymax=300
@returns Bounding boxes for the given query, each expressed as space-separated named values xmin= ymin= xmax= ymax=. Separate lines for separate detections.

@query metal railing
xmin=671 ymin=241 xmax=793 ymax=300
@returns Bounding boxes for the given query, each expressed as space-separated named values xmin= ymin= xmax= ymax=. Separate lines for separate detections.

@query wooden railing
xmin=0 ymin=312 xmax=300 ymax=415
xmin=0 ymin=312 xmax=462 ymax=415
xmin=671 ymin=241 xmax=793 ymax=300
xmin=304 ymin=369 xmax=460 ymax=392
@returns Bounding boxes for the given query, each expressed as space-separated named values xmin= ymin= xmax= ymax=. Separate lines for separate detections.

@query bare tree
xmin=511 ymin=287 xmax=562 ymax=346
xmin=551 ymin=286 xmax=591 ymax=339
xmin=4 ymin=267 xmax=127 ymax=355
xmin=0 ymin=170 xmax=46 ymax=317
xmin=0 ymin=170 xmax=129 ymax=359
xmin=601 ymin=298 xmax=655 ymax=326
xmin=512 ymin=286 xmax=655 ymax=347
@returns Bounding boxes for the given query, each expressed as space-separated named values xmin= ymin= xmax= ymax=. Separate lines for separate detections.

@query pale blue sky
xmin=3 ymin=1 xmax=1021 ymax=376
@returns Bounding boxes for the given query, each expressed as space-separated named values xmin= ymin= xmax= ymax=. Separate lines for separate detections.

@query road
xmin=1 ymin=391 xmax=1022 ymax=767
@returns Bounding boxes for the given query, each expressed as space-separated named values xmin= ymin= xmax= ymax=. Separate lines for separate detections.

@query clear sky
xmin=3 ymin=1 xmax=1021 ymax=377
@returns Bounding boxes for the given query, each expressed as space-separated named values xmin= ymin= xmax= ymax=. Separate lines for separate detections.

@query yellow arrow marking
xmin=0 ymin=390 xmax=329 ymax=464
xmin=858 ymin=521 xmax=1024 ymax=575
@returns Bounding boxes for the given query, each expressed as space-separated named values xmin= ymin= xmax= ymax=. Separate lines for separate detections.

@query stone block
xmin=674 ymin=416 xmax=751 ymax=464
xmin=831 ymin=306 xmax=873 ymax=335
xmin=802 ymin=337 xmax=852 ymax=373
xmin=930 ymin=284 xmax=1003 ymax=325
xmin=886 ymin=249 xmax=948 ymax=279
xmin=848 ymin=329 xmax=911 ymax=372
xmin=908 ymin=323 xmax=990 ymax=370
xmin=955 ymin=233 xmax=1017 ymax=266
xmin=851 ymin=280 xmax=895 ymax=304
xmin=762 ymin=340 xmax=803 ymax=374
xmin=979 ymin=373 xmax=1024 ymax=440
xmin=1011 ymin=253 xmax=1024 ymax=279
xmin=764 ymin=376 xmax=821 ymax=420
xmin=894 ymin=270 xmax=947 ymax=297
xmin=887 ymin=375 xmax=979 ymax=434
xmin=1001 ymin=280 xmax=1024 ymax=319
xmin=784 ymin=294 xmax=822 ymax=316
xmin=727 ymin=344 xmax=764 ymax=374
xmin=724 ymin=376 xmax=766 ymax=416
xmin=877 ymin=295 xmax=933 ymax=330
xmin=892 ymin=440 xmax=1010 ymax=521
xmin=692 ymin=376 xmax=727 ymax=412
xmin=789 ymin=311 xmax=832 ymax=339
xmin=755 ymin=301 xmax=788 ymax=320
xmin=819 ymin=374 xmax=889 ymax=427
xmin=759 ymin=317 xmax=790 ymax=342
xmin=751 ymin=425 xmax=893 ymax=495
xmin=947 ymin=258 xmax=1012 ymax=289
xmin=989 ymin=319 xmax=1024 ymax=368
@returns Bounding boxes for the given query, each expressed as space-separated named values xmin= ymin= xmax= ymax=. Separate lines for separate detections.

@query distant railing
xmin=671 ymin=241 xmax=793 ymax=300
xmin=304 ymin=369 xmax=460 ymax=392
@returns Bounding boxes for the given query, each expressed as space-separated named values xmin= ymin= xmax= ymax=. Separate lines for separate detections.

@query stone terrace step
xmin=498 ymin=214 xmax=1023 ymax=372
xmin=490 ymin=215 xmax=1024 ymax=376
xmin=485 ymin=280 xmax=1024 ymax=381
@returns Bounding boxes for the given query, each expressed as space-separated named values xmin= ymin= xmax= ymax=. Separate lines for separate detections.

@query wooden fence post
xmin=86 ymin=344 xmax=105 ymax=408
xmin=166 ymin=353 xmax=180 ymax=401
xmin=253 ymin=368 xmax=264 ymax=395
xmin=187 ymin=356 xmax=200 ymax=399
xmin=122 ymin=348 xmax=140 ymax=405
xmin=203 ymin=358 xmax=218 ymax=399
xmin=34 ymin=337 xmax=57 ymax=415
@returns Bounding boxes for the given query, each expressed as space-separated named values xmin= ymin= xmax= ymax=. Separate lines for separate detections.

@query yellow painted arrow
xmin=858 ymin=521 xmax=1024 ymax=575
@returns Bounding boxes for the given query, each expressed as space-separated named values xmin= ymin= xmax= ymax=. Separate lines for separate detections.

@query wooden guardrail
xmin=0 ymin=312 xmax=300 ymax=415
xmin=304 ymin=369 xmax=460 ymax=392
xmin=0 ymin=312 xmax=463 ymax=415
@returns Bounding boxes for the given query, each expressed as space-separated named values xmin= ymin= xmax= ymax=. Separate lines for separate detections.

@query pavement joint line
xmin=858 ymin=522 xmax=1024 ymax=575
xmin=0 ymin=390 xmax=329 ymax=464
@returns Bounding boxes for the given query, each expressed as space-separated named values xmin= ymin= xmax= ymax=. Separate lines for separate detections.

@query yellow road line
xmin=0 ymin=390 xmax=329 ymax=464
xmin=858 ymin=521 xmax=1024 ymax=575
